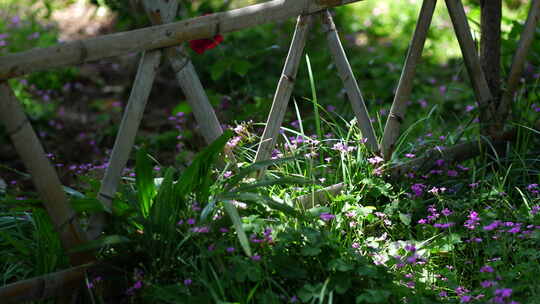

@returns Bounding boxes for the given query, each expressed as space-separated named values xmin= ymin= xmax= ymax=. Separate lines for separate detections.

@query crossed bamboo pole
xmin=254 ymin=10 xmax=378 ymax=171
xmin=1 ymin=0 xmax=539 ymax=302
xmin=87 ymin=0 xmax=227 ymax=240
xmin=381 ymin=0 xmax=494 ymax=161
xmin=0 ymin=82 xmax=94 ymax=267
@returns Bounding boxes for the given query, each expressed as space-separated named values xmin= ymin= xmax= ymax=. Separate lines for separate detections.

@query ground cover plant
xmin=1 ymin=0 xmax=540 ymax=303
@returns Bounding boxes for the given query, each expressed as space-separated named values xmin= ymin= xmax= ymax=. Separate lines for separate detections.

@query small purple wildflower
xmin=319 ymin=212 xmax=335 ymax=221
xmin=411 ymin=183 xmax=426 ymax=197
xmin=480 ymin=265 xmax=494 ymax=273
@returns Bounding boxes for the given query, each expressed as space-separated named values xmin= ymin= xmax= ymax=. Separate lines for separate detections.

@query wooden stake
xmin=166 ymin=48 xmax=224 ymax=145
xmin=0 ymin=0 xmax=363 ymax=80
xmin=0 ymin=82 xmax=93 ymax=266
xmin=499 ymin=0 xmax=540 ymax=121
xmin=320 ymin=10 xmax=378 ymax=152
xmin=445 ymin=0 xmax=493 ymax=123
xmin=381 ymin=0 xmax=436 ymax=160
xmin=87 ymin=50 xmax=162 ymax=239
xmin=254 ymin=14 xmax=313 ymax=165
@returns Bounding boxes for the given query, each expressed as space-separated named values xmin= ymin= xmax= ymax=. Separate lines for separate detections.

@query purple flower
xmin=226 ymin=247 xmax=235 ymax=253
xmin=223 ymin=171 xmax=232 ymax=178
xmin=332 ymin=142 xmax=356 ymax=153
xmin=494 ymin=288 xmax=512 ymax=298
xmin=464 ymin=210 xmax=480 ymax=230
xmin=411 ymin=183 xmax=426 ymax=197
xmin=183 ymin=278 xmax=192 ymax=286
xmin=480 ymin=280 xmax=496 ymax=288
xmin=319 ymin=212 xmax=335 ymax=221
xmin=442 ymin=208 xmax=453 ymax=216
xmin=133 ymin=281 xmax=143 ymax=289
xmin=404 ymin=244 xmax=416 ymax=252
xmin=483 ymin=220 xmax=501 ymax=231
xmin=460 ymin=295 xmax=472 ymax=303
xmin=251 ymin=255 xmax=261 ymax=261
xmin=187 ymin=218 xmax=196 ymax=225
xmin=191 ymin=226 xmax=210 ymax=233
xmin=435 ymin=159 xmax=445 ymax=167
xmin=433 ymin=222 xmax=455 ymax=229
xmin=405 ymin=153 xmax=416 ymax=158
xmin=531 ymin=205 xmax=540 ymax=215
xmin=447 ymin=170 xmax=458 ymax=177
xmin=480 ymin=265 xmax=494 ymax=273
xmin=367 ymin=156 xmax=384 ymax=164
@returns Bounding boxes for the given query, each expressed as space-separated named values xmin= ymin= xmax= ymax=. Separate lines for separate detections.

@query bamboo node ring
xmin=389 ymin=113 xmax=404 ymax=124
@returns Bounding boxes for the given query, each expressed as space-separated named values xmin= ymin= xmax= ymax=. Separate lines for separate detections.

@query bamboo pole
xmin=445 ymin=0 xmax=493 ymax=123
xmin=381 ymin=0 xmax=436 ymax=161
xmin=0 ymin=263 xmax=94 ymax=303
xmin=498 ymin=0 xmax=540 ymax=122
xmin=87 ymin=51 xmax=162 ymax=239
xmin=86 ymin=1 xmax=173 ymax=240
xmin=296 ymin=182 xmax=344 ymax=208
xmin=166 ymin=49 xmax=224 ymax=145
xmin=320 ymin=10 xmax=378 ymax=152
xmin=254 ymin=14 xmax=313 ymax=166
xmin=0 ymin=82 xmax=93 ymax=266
xmin=0 ymin=0 xmax=363 ymax=80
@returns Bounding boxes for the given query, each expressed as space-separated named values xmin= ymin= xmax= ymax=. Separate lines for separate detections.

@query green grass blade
xmin=135 ymin=148 xmax=157 ymax=218
xmin=222 ymin=200 xmax=252 ymax=257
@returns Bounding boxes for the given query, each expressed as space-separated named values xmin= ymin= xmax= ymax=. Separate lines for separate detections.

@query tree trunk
xmin=479 ymin=0 xmax=503 ymax=137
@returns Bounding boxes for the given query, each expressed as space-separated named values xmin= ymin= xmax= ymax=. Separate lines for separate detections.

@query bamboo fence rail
xmin=0 ymin=0 xmax=363 ymax=79
xmin=0 ymin=0 xmax=538 ymax=302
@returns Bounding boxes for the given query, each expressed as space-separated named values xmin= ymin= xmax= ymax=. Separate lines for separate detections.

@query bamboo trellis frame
xmin=1 ymin=0 xmax=539 ymax=302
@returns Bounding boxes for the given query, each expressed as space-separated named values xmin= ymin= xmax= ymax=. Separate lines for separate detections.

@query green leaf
xmin=230 ymin=177 xmax=314 ymax=193
xmin=62 ymin=186 xmax=85 ymax=198
xmin=231 ymin=59 xmax=253 ymax=76
xmin=172 ymin=102 xmax=192 ymax=115
xmin=223 ymin=156 xmax=300 ymax=191
xmin=223 ymin=201 xmax=252 ymax=257
xmin=176 ymin=130 xmax=233 ymax=203
xmin=218 ymin=192 xmax=302 ymax=218
xmin=210 ymin=60 xmax=231 ymax=81
xmin=301 ymin=246 xmax=321 ymax=256
xmin=0 ymin=231 xmax=31 ymax=256
xmin=67 ymin=235 xmax=131 ymax=253
xmin=356 ymin=289 xmax=391 ymax=303
xmin=399 ymin=213 xmax=411 ymax=226
xmin=136 ymin=149 xmax=157 ymax=218
xmin=328 ymin=258 xmax=354 ymax=272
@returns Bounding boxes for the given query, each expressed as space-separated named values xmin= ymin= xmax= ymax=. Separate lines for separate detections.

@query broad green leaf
xmin=136 ymin=149 xmax=156 ymax=218
xmin=0 ymin=231 xmax=31 ymax=256
xmin=232 ymin=59 xmax=253 ymax=76
xmin=223 ymin=156 xmax=299 ymax=191
xmin=223 ymin=201 xmax=251 ymax=257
